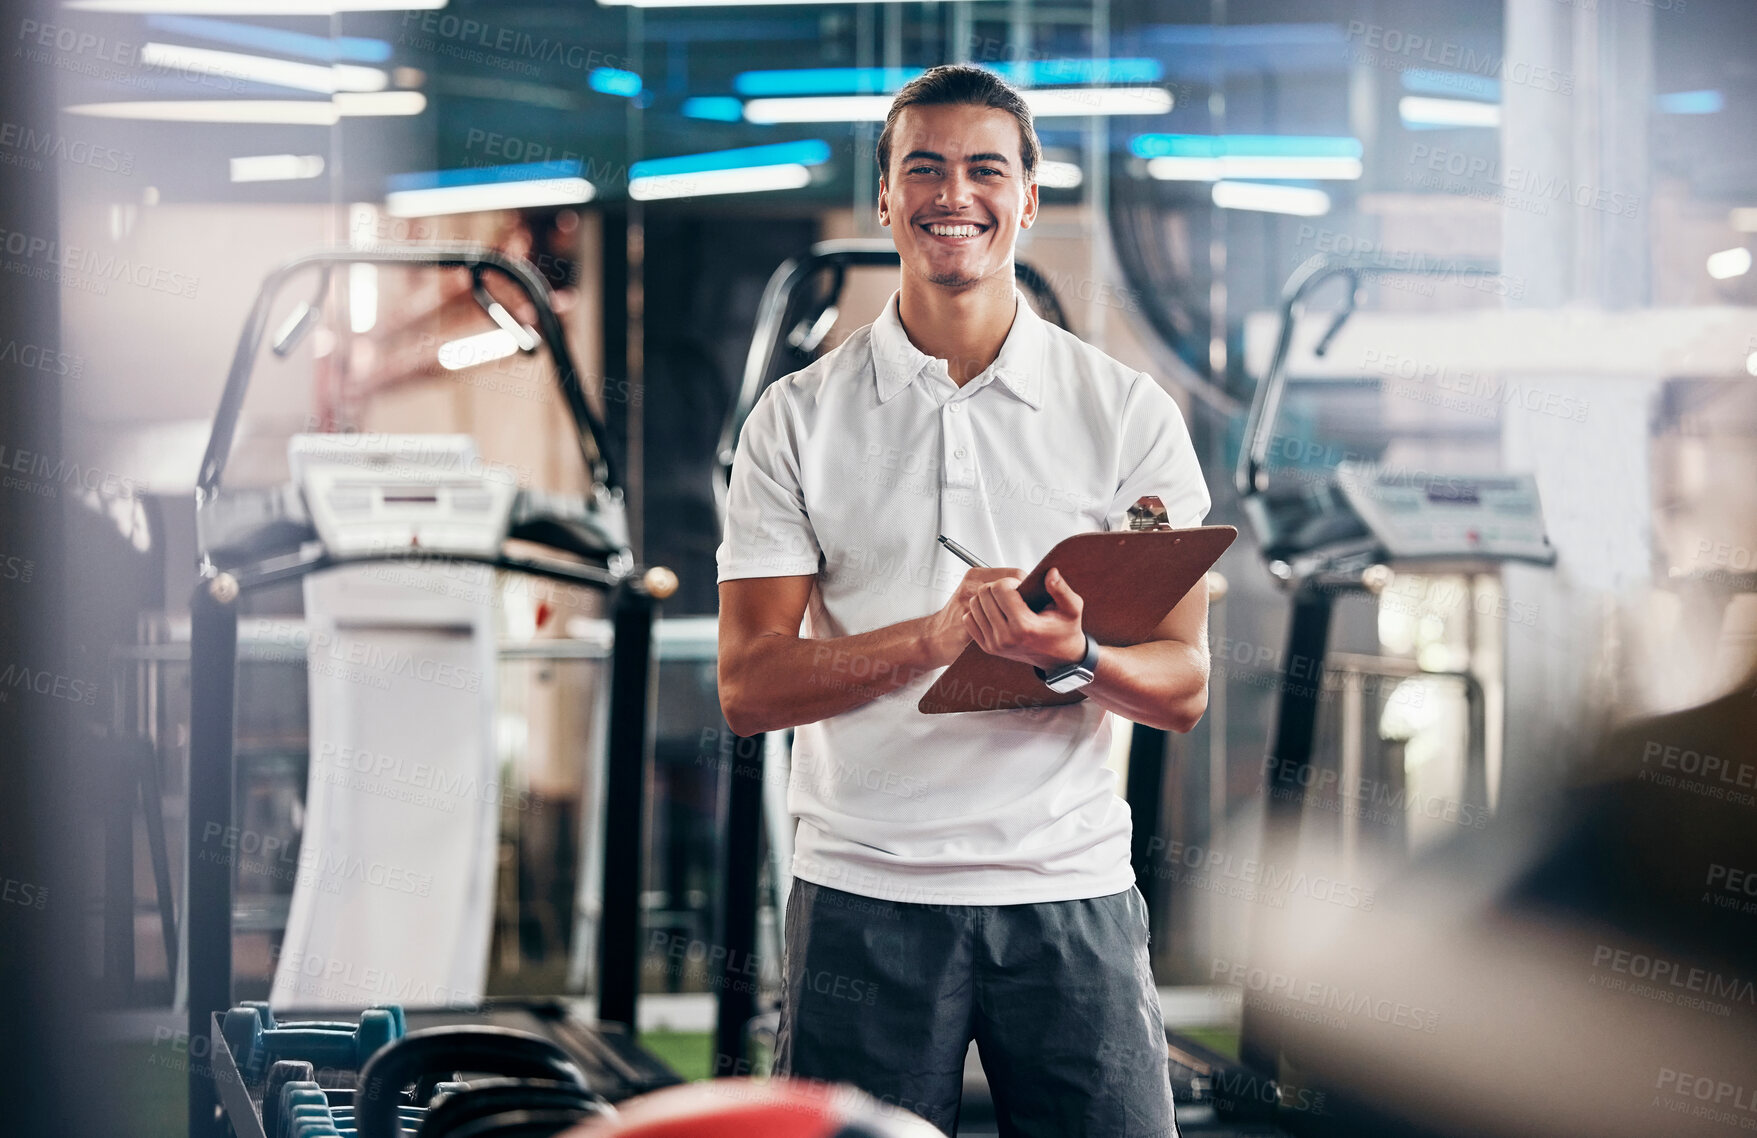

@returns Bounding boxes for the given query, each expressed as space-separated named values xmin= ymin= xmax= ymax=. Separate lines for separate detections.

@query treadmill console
xmin=289 ymin=434 xmax=519 ymax=559
xmin=1335 ymin=461 xmax=1554 ymax=565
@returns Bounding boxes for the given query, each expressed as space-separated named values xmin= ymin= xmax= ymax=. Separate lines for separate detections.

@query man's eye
xmin=910 ymin=165 xmax=938 ymax=175
xmin=976 ymin=168 xmax=1002 ymax=177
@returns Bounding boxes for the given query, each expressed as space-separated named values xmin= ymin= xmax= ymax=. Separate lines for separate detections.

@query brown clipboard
xmin=917 ymin=524 xmax=1237 ymax=714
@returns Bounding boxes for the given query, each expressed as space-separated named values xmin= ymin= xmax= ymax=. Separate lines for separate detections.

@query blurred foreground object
xmin=562 ymin=1078 xmax=943 ymax=1138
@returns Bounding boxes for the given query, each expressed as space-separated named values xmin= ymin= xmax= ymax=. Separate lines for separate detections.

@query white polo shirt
xmin=717 ymin=287 xmax=1209 ymax=905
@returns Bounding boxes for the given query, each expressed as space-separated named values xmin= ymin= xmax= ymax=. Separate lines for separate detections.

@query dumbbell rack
xmin=209 ymin=1002 xmax=642 ymax=1138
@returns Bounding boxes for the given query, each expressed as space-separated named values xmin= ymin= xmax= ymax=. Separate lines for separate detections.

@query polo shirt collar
xmin=870 ymin=287 xmax=1046 ymax=410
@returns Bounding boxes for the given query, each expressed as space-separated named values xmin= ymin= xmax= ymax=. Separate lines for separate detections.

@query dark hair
xmin=876 ymin=64 xmax=1040 ymax=184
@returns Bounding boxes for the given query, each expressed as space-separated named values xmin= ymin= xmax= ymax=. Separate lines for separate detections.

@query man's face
xmin=878 ymin=103 xmax=1039 ymax=293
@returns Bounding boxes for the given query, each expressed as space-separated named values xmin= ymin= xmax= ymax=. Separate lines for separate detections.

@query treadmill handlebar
xmin=195 ymin=244 xmax=619 ymax=502
xmin=1235 ymin=252 xmax=1502 ymax=500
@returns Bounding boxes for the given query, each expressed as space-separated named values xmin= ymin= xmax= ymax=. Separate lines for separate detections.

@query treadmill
xmin=1163 ymin=253 xmax=1556 ymax=1135
xmin=185 ymin=245 xmax=680 ymax=1138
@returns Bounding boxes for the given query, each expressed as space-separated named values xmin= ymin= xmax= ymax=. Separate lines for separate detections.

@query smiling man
xmin=716 ymin=65 xmax=1210 ymax=1137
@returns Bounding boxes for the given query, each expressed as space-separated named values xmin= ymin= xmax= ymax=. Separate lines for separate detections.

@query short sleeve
xmin=716 ymin=382 xmax=825 ymax=582
xmin=1106 ymin=373 xmax=1211 ymax=531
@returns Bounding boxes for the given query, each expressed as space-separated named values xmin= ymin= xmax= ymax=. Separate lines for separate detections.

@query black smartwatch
xmin=1034 ymin=633 xmax=1100 ymax=694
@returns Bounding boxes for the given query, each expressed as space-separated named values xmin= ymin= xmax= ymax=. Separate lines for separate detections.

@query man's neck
xmin=896 ymin=270 xmax=1019 ymax=387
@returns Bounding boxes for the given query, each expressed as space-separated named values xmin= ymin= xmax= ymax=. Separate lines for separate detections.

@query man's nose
xmin=937 ymin=170 xmax=977 ymax=207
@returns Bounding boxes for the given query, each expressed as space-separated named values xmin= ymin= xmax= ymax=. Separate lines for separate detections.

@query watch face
xmin=1047 ymin=667 xmax=1095 ymax=694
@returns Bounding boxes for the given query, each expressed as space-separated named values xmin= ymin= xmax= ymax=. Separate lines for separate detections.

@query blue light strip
xmin=1400 ymin=68 xmax=1500 ymax=102
xmin=735 ymin=67 xmax=922 ymax=96
xmin=1655 ymin=89 xmax=1723 ymax=114
xmin=991 ymin=58 xmax=1163 ymax=86
xmin=681 ymin=97 xmax=744 ymax=122
xmin=630 ymin=140 xmax=831 ymax=180
xmin=145 ymin=14 xmax=391 ymax=63
xmin=590 ymin=67 xmax=643 ymax=98
xmin=387 ymin=160 xmax=583 ymax=194
xmin=1130 ymin=133 xmax=1363 ymax=160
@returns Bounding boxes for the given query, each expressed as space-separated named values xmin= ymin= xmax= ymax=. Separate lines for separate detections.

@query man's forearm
xmin=1082 ymin=640 xmax=1209 ymax=733
xmin=720 ymin=616 xmax=944 ymax=737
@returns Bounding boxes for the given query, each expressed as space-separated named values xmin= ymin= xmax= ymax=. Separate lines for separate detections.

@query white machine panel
xmin=290 ymin=434 xmax=519 ymax=559
xmin=1336 ymin=461 xmax=1553 ymax=563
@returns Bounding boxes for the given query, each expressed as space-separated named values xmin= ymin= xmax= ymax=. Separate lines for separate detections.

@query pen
xmin=937 ymin=533 xmax=990 ymax=569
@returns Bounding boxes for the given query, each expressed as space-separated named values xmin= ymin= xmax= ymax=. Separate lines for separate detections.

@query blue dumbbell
xmin=224 ymin=1007 xmax=401 ymax=1079
xmin=239 ymin=1003 xmax=409 ymax=1037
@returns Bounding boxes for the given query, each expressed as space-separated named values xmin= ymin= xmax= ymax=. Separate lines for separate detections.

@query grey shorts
xmin=774 ymin=879 xmax=1176 ymax=1138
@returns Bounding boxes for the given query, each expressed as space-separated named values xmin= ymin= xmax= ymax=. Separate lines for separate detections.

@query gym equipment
xmin=186 ymin=245 xmax=677 ymax=1138
xmin=352 ymin=1027 xmax=589 ymax=1138
xmin=222 ymin=1005 xmax=401 ymax=1078
xmin=1164 ymin=254 xmax=1558 ymax=1133
xmin=711 ymin=240 xmax=1076 ymax=1074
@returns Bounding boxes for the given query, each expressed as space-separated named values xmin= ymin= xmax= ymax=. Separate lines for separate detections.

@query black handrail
xmin=1235 ymin=253 xmax=1503 ymax=499
xmin=195 ymin=244 xmax=619 ymax=500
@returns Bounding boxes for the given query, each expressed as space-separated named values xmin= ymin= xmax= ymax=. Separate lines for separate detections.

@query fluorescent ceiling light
xmin=146 ymin=15 xmax=392 ymax=63
xmin=141 ymin=42 xmax=388 ymax=93
xmin=1747 ymin=351 xmax=1757 ymax=378
xmin=1731 ymin=208 xmax=1757 ymax=233
xmin=630 ymin=164 xmax=812 ymax=201
xmin=1399 ymin=96 xmax=1501 ymax=128
xmin=70 ymin=0 xmax=443 ymax=11
xmin=1133 ymin=133 xmax=1361 ymax=160
xmin=65 ymin=92 xmax=424 ymax=123
xmin=733 ymin=59 xmax=1160 ymax=97
xmin=1706 ymin=247 xmax=1752 ymax=280
xmin=386 ymin=177 xmax=594 ymax=217
xmin=743 ymin=96 xmax=891 ymax=124
xmin=230 ymin=153 xmax=325 ymax=181
xmin=1211 ymin=181 xmax=1331 ymax=216
xmin=1147 ymin=155 xmax=1361 ymax=181
xmin=1037 ymin=160 xmax=1083 ymax=189
xmin=349 ymin=263 xmax=377 ymax=334
xmin=745 ymin=88 xmax=1169 ymax=123
xmin=1025 ymin=87 xmax=1172 ymax=117
xmin=438 ymin=329 xmax=519 ymax=372
xmin=630 ymin=139 xmax=830 ymax=179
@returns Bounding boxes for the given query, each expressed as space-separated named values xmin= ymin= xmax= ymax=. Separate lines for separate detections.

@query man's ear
xmin=1021 ymin=177 xmax=1040 ymax=229
xmin=877 ymin=174 xmax=890 ymax=226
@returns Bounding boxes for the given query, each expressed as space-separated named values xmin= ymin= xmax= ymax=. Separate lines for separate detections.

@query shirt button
xmin=954 ymin=448 xmax=967 ymax=459
xmin=948 ymin=404 xmax=961 ymax=413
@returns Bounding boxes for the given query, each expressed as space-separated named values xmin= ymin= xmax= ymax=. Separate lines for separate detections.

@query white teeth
xmin=927 ymin=223 xmax=980 ymax=237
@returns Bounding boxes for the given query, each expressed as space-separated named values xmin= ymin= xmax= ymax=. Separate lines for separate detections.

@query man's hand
xmin=922 ymin=567 xmax=1026 ymax=666
xmin=964 ymin=568 xmax=1087 ymax=670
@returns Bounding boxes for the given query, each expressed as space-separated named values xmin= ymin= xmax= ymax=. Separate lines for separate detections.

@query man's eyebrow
xmin=899 ymin=150 xmax=1013 ymax=166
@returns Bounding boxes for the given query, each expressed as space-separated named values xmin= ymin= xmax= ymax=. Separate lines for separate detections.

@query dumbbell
xmin=224 ymin=1006 xmax=401 ymax=1079
xmin=273 ymin=1081 xmax=425 ymax=1138
xmin=240 ymin=1003 xmax=410 ymax=1037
